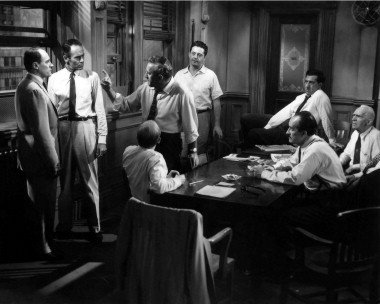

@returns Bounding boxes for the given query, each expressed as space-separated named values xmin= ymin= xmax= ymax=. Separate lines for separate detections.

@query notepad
xmin=196 ymin=185 xmax=236 ymax=198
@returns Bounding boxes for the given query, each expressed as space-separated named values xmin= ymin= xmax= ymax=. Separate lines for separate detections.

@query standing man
xmin=340 ymin=105 xmax=380 ymax=181
xmin=48 ymin=39 xmax=107 ymax=243
xmin=15 ymin=47 xmax=61 ymax=259
xmin=101 ymin=56 xmax=199 ymax=171
xmin=175 ymin=41 xmax=223 ymax=156
xmin=240 ymin=69 xmax=337 ymax=149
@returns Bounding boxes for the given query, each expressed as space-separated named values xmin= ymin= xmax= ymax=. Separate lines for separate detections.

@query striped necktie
xmin=295 ymin=94 xmax=311 ymax=113
xmin=363 ymin=152 xmax=380 ymax=174
xmin=353 ymin=135 xmax=361 ymax=164
xmin=147 ymin=90 xmax=159 ymax=121
xmin=69 ymin=71 xmax=76 ymax=119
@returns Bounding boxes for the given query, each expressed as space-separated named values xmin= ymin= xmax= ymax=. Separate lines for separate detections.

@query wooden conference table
xmin=151 ymin=156 xmax=299 ymax=214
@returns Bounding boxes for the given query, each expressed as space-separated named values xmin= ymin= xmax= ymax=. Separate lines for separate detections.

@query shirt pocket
xmin=76 ymin=79 xmax=92 ymax=101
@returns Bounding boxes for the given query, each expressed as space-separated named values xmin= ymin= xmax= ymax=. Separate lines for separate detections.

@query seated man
xmin=251 ymin=111 xmax=346 ymax=191
xmin=240 ymin=69 xmax=336 ymax=149
xmin=123 ymin=120 xmax=185 ymax=203
xmin=340 ymin=105 xmax=380 ymax=182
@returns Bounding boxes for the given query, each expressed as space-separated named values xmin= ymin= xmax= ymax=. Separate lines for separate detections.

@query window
xmin=142 ymin=1 xmax=175 ymax=78
xmin=0 ymin=3 xmax=53 ymax=93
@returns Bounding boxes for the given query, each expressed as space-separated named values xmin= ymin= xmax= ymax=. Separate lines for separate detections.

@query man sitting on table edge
xmin=122 ymin=120 xmax=185 ymax=203
xmin=340 ymin=105 xmax=380 ymax=184
xmin=240 ymin=69 xmax=338 ymax=150
xmin=250 ymin=111 xmax=346 ymax=191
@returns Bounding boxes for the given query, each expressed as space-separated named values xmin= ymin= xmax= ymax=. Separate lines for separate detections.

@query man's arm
xmin=264 ymin=98 xmax=296 ymax=129
xmin=212 ymin=98 xmax=223 ymax=138
xmin=317 ymin=96 xmax=336 ymax=144
xmin=181 ymin=90 xmax=199 ymax=167
xmin=27 ymin=89 xmax=60 ymax=176
xmin=100 ymin=70 xmax=138 ymax=113
xmin=149 ymin=156 xmax=185 ymax=194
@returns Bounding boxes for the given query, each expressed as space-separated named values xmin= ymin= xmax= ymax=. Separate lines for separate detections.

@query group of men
xmin=14 ymin=35 xmax=380 ymax=262
xmin=14 ymin=40 xmax=223 ymax=260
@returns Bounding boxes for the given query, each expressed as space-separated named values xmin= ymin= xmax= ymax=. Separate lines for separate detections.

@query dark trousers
xmin=240 ymin=113 xmax=289 ymax=148
xmin=156 ymin=132 xmax=182 ymax=172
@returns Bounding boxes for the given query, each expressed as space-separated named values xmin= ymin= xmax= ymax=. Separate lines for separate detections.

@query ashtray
xmin=222 ymin=174 xmax=241 ymax=181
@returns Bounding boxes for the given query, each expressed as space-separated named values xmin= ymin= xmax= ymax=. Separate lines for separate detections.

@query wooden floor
xmin=0 ymin=210 xmax=373 ymax=304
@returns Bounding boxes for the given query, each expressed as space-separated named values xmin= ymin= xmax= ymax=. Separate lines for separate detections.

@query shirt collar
xmin=359 ymin=126 xmax=373 ymax=139
xmin=300 ymin=134 xmax=323 ymax=149
xmin=27 ymin=72 xmax=44 ymax=86
xmin=184 ymin=65 xmax=206 ymax=75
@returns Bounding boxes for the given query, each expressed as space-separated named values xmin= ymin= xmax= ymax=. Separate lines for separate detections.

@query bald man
xmin=340 ymin=105 xmax=380 ymax=181
xmin=122 ymin=120 xmax=186 ymax=203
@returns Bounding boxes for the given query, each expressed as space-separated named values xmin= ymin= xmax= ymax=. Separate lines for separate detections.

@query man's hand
xmin=213 ymin=125 xmax=223 ymax=139
xmin=345 ymin=165 xmax=359 ymax=175
xmin=167 ymin=170 xmax=180 ymax=178
xmin=96 ymin=143 xmax=107 ymax=158
xmin=189 ymin=153 xmax=199 ymax=168
xmin=346 ymin=174 xmax=357 ymax=186
xmin=100 ymin=70 xmax=112 ymax=90
xmin=252 ymin=165 xmax=265 ymax=177
xmin=178 ymin=174 xmax=186 ymax=184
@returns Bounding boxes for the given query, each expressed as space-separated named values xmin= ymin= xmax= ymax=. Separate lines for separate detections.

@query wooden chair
xmin=280 ymin=206 xmax=380 ymax=303
xmin=115 ymin=198 xmax=235 ymax=304
xmin=335 ymin=120 xmax=351 ymax=147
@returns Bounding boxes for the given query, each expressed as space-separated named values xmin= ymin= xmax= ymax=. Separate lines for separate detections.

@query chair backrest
xmin=115 ymin=198 xmax=216 ymax=304
xmin=334 ymin=120 xmax=351 ymax=146
xmin=330 ymin=207 xmax=380 ymax=272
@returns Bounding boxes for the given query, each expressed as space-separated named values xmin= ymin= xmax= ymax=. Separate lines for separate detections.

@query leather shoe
xmin=42 ymin=251 xmax=64 ymax=261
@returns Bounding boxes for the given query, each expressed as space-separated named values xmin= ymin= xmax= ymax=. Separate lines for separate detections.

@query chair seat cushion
xmin=304 ymin=247 xmax=374 ymax=275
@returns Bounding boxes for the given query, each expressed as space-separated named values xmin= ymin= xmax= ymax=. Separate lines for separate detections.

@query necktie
xmin=69 ymin=71 xmax=76 ymax=119
xmin=43 ymin=82 xmax=47 ymax=91
xmin=353 ymin=135 xmax=361 ymax=164
xmin=147 ymin=90 xmax=159 ymax=121
xmin=363 ymin=152 xmax=380 ymax=174
xmin=298 ymin=147 xmax=302 ymax=163
xmin=295 ymin=94 xmax=311 ymax=113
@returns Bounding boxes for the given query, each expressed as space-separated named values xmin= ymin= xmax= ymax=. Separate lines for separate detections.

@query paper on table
xmin=255 ymin=145 xmax=295 ymax=152
xmin=196 ymin=185 xmax=236 ymax=198
xmin=223 ymin=154 xmax=260 ymax=162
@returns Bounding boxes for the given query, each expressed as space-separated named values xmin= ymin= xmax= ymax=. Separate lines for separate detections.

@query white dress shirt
xmin=340 ymin=126 xmax=380 ymax=177
xmin=264 ymin=89 xmax=336 ymax=143
xmin=174 ymin=66 xmax=223 ymax=110
xmin=113 ymin=78 xmax=199 ymax=144
xmin=48 ymin=68 xmax=107 ymax=144
xmin=261 ymin=135 xmax=346 ymax=191
xmin=122 ymin=145 xmax=184 ymax=203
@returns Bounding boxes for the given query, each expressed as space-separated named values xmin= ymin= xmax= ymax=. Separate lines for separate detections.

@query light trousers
xmin=56 ymin=120 xmax=100 ymax=232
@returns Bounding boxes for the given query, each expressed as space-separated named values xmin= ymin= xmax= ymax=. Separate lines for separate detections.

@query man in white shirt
xmin=340 ymin=105 xmax=380 ymax=182
xmin=123 ymin=120 xmax=185 ymax=203
xmin=48 ymin=39 xmax=107 ymax=243
xmin=174 ymin=41 xmax=223 ymax=155
xmin=101 ymin=56 xmax=199 ymax=172
xmin=240 ymin=69 xmax=336 ymax=148
xmin=251 ymin=111 xmax=346 ymax=191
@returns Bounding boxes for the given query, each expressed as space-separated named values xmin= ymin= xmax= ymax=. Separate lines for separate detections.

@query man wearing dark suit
xmin=14 ymin=47 xmax=61 ymax=260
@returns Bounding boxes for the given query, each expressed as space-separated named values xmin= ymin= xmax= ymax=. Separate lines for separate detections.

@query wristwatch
xmin=188 ymin=148 xmax=197 ymax=154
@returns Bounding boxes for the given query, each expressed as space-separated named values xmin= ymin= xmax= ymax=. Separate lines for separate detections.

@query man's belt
xmin=59 ymin=116 xmax=97 ymax=122
xmin=197 ymin=108 xmax=210 ymax=114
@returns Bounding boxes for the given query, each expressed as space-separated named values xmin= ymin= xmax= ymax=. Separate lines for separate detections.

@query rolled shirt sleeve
xmin=92 ymin=72 xmax=107 ymax=144
xmin=149 ymin=155 xmax=183 ymax=194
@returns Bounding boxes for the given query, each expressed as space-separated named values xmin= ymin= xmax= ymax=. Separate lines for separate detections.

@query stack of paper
xmin=196 ymin=185 xmax=236 ymax=198
xmin=223 ymin=154 xmax=259 ymax=162
xmin=255 ymin=145 xmax=295 ymax=152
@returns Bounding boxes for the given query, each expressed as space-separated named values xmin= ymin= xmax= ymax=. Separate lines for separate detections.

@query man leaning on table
xmin=101 ymin=56 xmax=199 ymax=172
xmin=251 ymin=111 xmax=346 ymax=191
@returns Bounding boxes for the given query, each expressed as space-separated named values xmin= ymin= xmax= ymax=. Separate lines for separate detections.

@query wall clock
xmin=351 ymin=1 xmax=380 ymax=26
